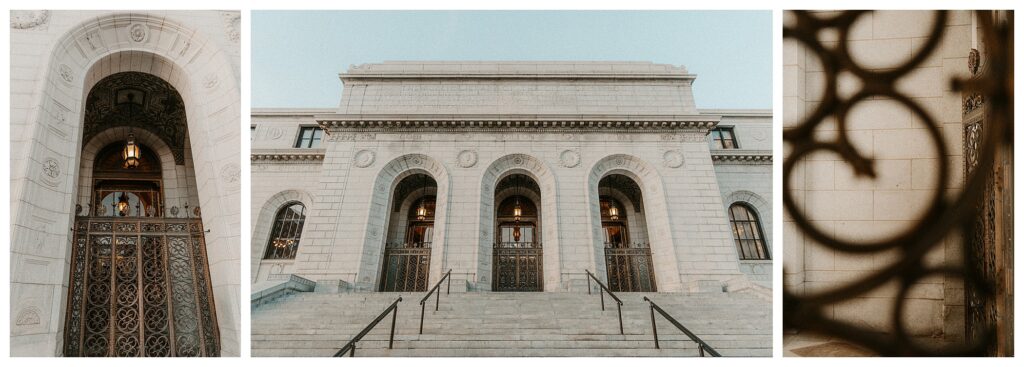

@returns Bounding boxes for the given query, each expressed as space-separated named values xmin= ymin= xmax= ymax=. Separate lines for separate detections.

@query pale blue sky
xmin=252 ymin=11 xmax=771 ymax=109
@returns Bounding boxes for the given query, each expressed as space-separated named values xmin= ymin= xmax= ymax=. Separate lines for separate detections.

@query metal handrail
xmin=585 ymin=269 xmax=624 ymax=334
xmin=418 ymin=269 xmax=452 ymax=334
xmin=642 ymin=296 xmax=721 ymax=357
xmin=334 ymin=296 xmax=402 ymax=357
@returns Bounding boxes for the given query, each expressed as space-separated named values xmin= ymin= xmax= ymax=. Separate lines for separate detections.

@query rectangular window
xmin=710 ymin=127 xmax=738 ymax=149
xmin=295 ymin=126 xmax=323 ymax=148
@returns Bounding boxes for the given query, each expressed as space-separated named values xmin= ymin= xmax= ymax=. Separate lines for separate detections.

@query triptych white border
xmin=0 ymin=1 xmax=1020 ymax=365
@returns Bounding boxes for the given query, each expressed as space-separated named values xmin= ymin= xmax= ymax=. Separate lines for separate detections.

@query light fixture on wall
xmin=122 ymin=132 xmax=141 ymax=168
xmin=416 ymin=174 xmax=428 ymax=220
xmin=116 ymin=192 xmax=130 ymax=216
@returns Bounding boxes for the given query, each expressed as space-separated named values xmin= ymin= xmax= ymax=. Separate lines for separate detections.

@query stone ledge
xmin=251 ymin=274 xmax=316 ymax=309
xmin=317 ymin=114 xmax=721 ymax=132
xmin=711 ymin=150 xmax=773 ymax=164
xmin=251 ymin=149 xmax=326 ymax=162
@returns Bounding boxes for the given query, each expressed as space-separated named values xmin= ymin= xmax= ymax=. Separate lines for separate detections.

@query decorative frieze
xmin=10 ymin=10 xmax=49 ymax=29
xmin=711 ymin=150 xmax=773 ymax=165
xmin=318 ymin=115 xmax=719 ymax=133
xmin=251 ymin=151 xmax=326 ymax=163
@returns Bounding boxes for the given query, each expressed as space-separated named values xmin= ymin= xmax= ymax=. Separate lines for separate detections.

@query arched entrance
xmin=64 ymin=72 xmax=219 ymax=357
xmin=492 ymin=174 xmax=543 ymax=292
xmin=379 ymin=173 xmax=436 ymax=292
xmin=599 ymin=174 xmax=656 ymax=292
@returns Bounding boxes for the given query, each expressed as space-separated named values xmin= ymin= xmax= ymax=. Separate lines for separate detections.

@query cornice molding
xmin=316 ymin=114 xmax=720 ymax=132
xmin=251 ymin=149 xmax=326 ymax=163
xmin=711 ymin=150 xmax=773 ymax=165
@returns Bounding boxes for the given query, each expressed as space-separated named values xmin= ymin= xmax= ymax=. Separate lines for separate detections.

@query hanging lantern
xmin=416 ymin=200 xmax=428 ymax=221
xmin=116 ymin=192 xmax=131 ymax=216
xmin=608 ymin=204 xmax=620 ymax=221
xmin=513 ymin=197 xmax=522 ymax=222
xmin=122 ymin=133 xmax=141 ymax=168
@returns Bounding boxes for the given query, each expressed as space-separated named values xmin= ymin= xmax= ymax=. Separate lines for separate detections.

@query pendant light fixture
xmin=608 ymin=202 xmax=620 ymax=221
xmin=416 ymin=174 xmax=428 ymax=220
xmin=512 ymin=175 xmax=522 ymax=242
xmin=122 ymin=132 xmax=141 ymax=168
xmin=116 ymin=192 xmax=130 ymax=216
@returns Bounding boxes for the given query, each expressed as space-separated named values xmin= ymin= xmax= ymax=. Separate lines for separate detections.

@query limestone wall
xmin=10 ymin=10 xmax=241 ymax=356
xmin=783 ymin=10 xmax=971 ymax=337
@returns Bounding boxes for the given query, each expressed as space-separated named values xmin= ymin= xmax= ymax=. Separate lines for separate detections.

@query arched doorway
xmin=379 ymin=173 xmax=436 ymax=292
xmin=600 ymin=174 xmax=656 ymax=292
xmin=492 ymin=174 xmax=543 ymax=292
xmin=64 ymin=72 xmax=219 ymax=357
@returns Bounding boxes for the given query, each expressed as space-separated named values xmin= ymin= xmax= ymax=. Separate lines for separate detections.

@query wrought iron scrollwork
xmin=783 ymin=10 xmax=1013 ymax=356
xmin=64 ymin=217 xmax=220 ymax=357
xmin=493 ymin=242 xmax=543 ymax=291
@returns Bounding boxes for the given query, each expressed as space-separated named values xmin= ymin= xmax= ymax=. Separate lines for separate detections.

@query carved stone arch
xmin=477 ymin=153 xmax=561 ymax=291
xmin=723 ymin=190 xmax=773 ymax=250
xmin=251 ymin=190 xmax=315 ymax=282
xmin=355 ymin=154 xmax=451 ymax=290
xmin=9 ymin=11 xmax=241 ymax=356
xmin=586 ymin=154 xmax=682 ymax=292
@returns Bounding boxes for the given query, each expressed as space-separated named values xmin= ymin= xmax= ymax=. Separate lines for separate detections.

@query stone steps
xmin=252 ymin=290 xmax=771 ymax=357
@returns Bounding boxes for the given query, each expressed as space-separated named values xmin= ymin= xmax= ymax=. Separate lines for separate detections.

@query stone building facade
xmin=783 ymin=10 xmax=1013 ymax=354
xmin=10 ymin=10 xmax=241 ymax=356
xmin=251 ymin=61 xmax=772 ymax=295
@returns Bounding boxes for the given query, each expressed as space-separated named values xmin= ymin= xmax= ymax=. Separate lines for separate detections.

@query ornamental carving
xmin=968 ymin=48 xmax=981 ymax=76
xmin=221 ymin=12 xmax=241 ymax=43
xmin=221 ymin=162 xmax=241 ymax=184
xmin=128 ymin=23 xmax=148 ymax=43
xmin=457 ymin=150 xmax=478 ymax=168
xmin=963 ymin=93 xmax=985 ymax=116
xmin=559 ymin=149 xmax=580 ymax=168
xmin=15 ymin=307 xmax=41 ymax=325
xmin=203 ymin=74 xmax=219 ymax=90
xmin=83 ymin=72 xmax=187 ymax=165
xmin=354 ymin=150 xmax=376 ymax=168
xmin=59 ymin=64 xmax=74 ymax=83
xmin=10 ymin=10 xmax=49 ymax=29
xmin=662 ymin=150 xmax=684 ymax=168
xmin=42 ymin=158 xmax=61 ymax=178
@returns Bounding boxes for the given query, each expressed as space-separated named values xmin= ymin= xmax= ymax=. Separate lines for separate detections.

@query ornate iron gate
xmin=605 ymin=247 xmax=656 ymax=292
xmin=493 ymin=242 xmax=543 ymax=291
xmin=64 ymin=217 xmax=219 ymax=357
xmin=963 ymin=115 xmax=1014 ymax=356
xmin=380 ymin=247 xmax=430 ymax=292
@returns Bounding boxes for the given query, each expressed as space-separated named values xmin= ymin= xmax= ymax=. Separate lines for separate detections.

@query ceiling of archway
xmin=600 ymin=174 xmax=643 ymax=212
xmin=495 ymin=174 xmax=541 ymax=197
xmin=392 ymin=173 xmax=437 ymax=212
xmin=83 ymin=72 xmax=187 ymax=165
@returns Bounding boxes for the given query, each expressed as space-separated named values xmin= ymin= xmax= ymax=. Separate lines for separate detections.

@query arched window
xmin=728 ymin=203 xmax=770 ymax=260
xmin=264 ymin=202 xmax=306 ymax=259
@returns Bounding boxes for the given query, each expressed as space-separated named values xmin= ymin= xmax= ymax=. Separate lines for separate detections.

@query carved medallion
xmin=15 ymin=307 xmax=41 ymax=325
xmin=752 ymin=130 xmax=768 ymax=142
xmin=42 ymin=158 xmax=61 ymax=178
xmin=203 ymin=74 xmax=219 ymax=90
xmin=559 ymin=149 xmax=580 ymax=168
xmin=354 ymin=150 xmax=376 ymax=168
xmin=58 ymin=64 xmax=74 ymax=84
xmin=663 ymin=150 xmax=685 ymax=168
xmin=169 ymin=206 xmax=179 ymax=216
xmin=10 ymin=10 xmax=49 ymax=29
xmin=128 ymin=23 xmax=148 ymax=42
xmin=221 ymin=163 xmax=241 ymax=184
xmin=457 ymin=150 xmax=478 ymax=168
